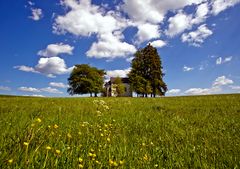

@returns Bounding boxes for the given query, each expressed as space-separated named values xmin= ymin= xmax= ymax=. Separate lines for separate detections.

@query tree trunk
xmin=94 ymin=93 xmax=98 ymax=97
xmin=90 ymin=93 xmax=92 ymax=97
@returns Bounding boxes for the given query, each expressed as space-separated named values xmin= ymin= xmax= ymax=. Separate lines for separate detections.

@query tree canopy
xmin=67 ymin=64 xmax=105 ymax=97
xmin=113 ymin=77 xmax=125 ymax=97
xmin=128 ymin=44 xmax=167 ymax=97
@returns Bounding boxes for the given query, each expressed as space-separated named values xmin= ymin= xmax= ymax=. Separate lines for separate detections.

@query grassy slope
xmin=0 ymin=94 xmax=240 ymax=168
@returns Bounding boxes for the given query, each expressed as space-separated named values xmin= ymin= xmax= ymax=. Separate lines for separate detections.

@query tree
xmin=113 ymin=77 xmax=125 ymax=97
xmin=129 ymin=44 xmax=167 ymax=97
xmin=67 ymin=64 xmax=105 ymax=97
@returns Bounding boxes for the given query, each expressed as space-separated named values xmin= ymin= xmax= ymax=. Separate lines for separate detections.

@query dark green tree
xmin=129 ymin=44 xmax=167 ymax=97
xmin=67 ymin=64 xmax=105 ymax=97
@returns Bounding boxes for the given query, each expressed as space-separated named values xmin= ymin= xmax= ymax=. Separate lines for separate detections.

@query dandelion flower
xmin=120 ymin=160 xmax=124 ymax=165
xmin=46 ymin=146 xmax=51 ymax=150
xmin=79 ymin=164 xmax=84 ymax=168
xmin=107 ymin=138 xmax=110 ymax=142
xmin=142 ymin=143 xmax=146 ymax=146
xmin=23 ymin=142 xmax=29 ymax=146
xmin=100 ymin=133 xmax=104 ymax=137
xmin=78 ymin=157 xmax=83 ymax=163
xmin=8 ymin=159 xmax=13 ymax=164
xmin=55 ymin=150 xmax=60 ymax=154
xmin=109 ymin=159 xmax=114 ymax=165
xmin=143 ymin=154 xmax=148 ymax=161
xmin=88 ymin=152 xmax=93 ymax=157
xmin=36 ymin=118 xmax=41 ymax=123
xmin=54 ymin=124 xmax=59 ymax=129
xmin=113 ymin=161 xmax=118 ymax=167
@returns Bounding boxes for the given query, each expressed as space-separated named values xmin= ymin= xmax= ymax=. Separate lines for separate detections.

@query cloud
xmin=13 ymin=65 xmax=39 ymax=73
xmin=122 ymin=0 xmax=205 ymax=24
xmin=211 ymin=0 xmax=240 ymax=15
xmin=53 ymin=0 xmax=136 ymax=59
xmin=216 ymin=56 xmax=232 ymax=65
xmin=183 ymin=66 xmax=194 ymax=72
xmin=185 ymin=76 xmax=234 ymax=95
xmin=29 ymin=8 xmax=43 ymax=21
xmin=18 ymin=86 xmax=63 ymax=94
xmin=49 ymin=82 xmax=68 ymax=88
xmin=18 ymin=87 xmax=41 ymax=93
xmin=38 ymin=43 xmax=74 ymax=57
xmin=106 ymin=68 xmax=131 ymax=77
xmin=212 ymin=76 xmax=233 ymax=87
xmin=150 ymin=40 xmax=167 ymax=48
xmin=0 ymin=86 xmax=11 ymax=91
xmin=185 ymin=87 xmax=221 ymax=95
xmin=15 ymin=57 xmax=74 ymax=78
xmin=230 ymin=85 xmax=240 ymax=90
xmin=191 ymin=2 xmax=209 ymax=24
xmin=167 ymin=89 xmax=181 ymax=94
xmin=165 ymin=11 xmax=193 ymax=37
xmin=136 ymin=23 xmax=160 ymax=43
xmin=41 ymin=87 xmax=63 ymax=94
xmin=181 ymin=24 xmax=213 ymax=46
xmin=86 ymin=33 xmax=136 ymax=58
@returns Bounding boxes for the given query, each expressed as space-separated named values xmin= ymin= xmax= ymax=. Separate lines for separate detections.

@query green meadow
xmin=0 ymin=94 xmax=240 ymax=168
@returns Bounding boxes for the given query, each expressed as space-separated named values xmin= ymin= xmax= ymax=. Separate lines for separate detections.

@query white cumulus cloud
xmin=166 ymin=11 xmax=193 ymax=37
xmin=150 ymin=40 xmax=167 ymax=48
xmin=38 ymin=43 xmax=74 ymax=57
xmin=212 ymin=76 xmax=233 ymax=87
xmin=106 ymin=68 xmax=131 ymax=78
xmin=181 ymin=24 xmax=213 ymax=46
xmin=18 ymin=87 xmax=41 ymax=93
xmin=136 ymin=23 xmax=160 ymax=43
xmin=53 ymin=0 xmax=136 ymax=59
xmin=15 ymin=57 xmax=74 ymax=78
xmin=29 ymin=8 xmax=43 ymax=21
xmin=49 ymin=82 xmax=69 ymax=88
xmin=211 ymin=0 xmax=240 ymax=15
xmin=0 ymin=86 xmax=11 ymax=91
xmin=41 ymin=87 xmax=63 ymax=94
xmin=167 ymin=89 xmax=181 ymax=94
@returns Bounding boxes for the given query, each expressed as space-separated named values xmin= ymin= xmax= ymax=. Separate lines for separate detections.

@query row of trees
xmin=67 ymin=44 xmax=167 ymax=97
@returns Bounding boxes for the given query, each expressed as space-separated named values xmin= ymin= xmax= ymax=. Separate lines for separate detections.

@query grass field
xmin=0 ymin=94 xmax=240 ymax=168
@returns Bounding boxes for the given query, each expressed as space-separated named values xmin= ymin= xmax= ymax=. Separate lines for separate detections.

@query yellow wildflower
xmin=113 ymin=161 xmax=118 ymax=167
xmin=55 ymin=150 xmax=61 ymax=154
xmin=107 ymin=138 xmax=110 ymax=142
xmin=8 ymin=159 xmax=13 ymax=164
xmin=143 ymin=154 xmax=148 ymax=161
xmin=100 ymin=133 xmax=104 ymax=137
xmin=109 ymin=159 xmax=114 ymax=165
xmin=142 ymin=143 xmax=146 ymax=146
xmin=88 ymin=152 xmax=93 ymax=157
xmin=54 ymin=124 xmax=59 ymax=129
xmin=78 ymin=157 xmax=83 ymax=163
xmin=23 ymin=142 xmax=29 ymax=146
xmin=36 ymin=118 xmax=41 ymax=123
xmin=96 ymin=160 xmax=101 ymax=164
xmin=119 ymin=160 xmax=124 ymax=165
xmin=46 ymin=146 xmax=51 ymax=150
xmin=79 ymin=164 xmax=84 ymax=168
xmin=67 ymin=133 xmax=72 ymax=138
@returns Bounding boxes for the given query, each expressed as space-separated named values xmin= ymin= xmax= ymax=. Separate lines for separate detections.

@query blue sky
xmin=0 ymin=0 xmax=240 ymax=97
